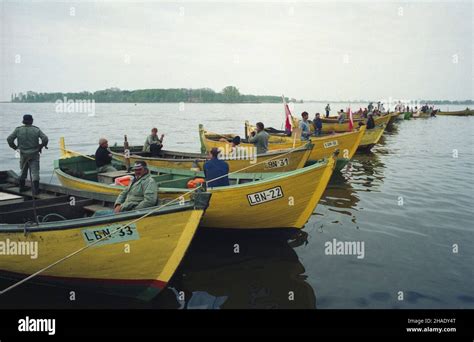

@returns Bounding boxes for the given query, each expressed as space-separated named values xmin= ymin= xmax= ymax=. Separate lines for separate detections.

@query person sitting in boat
xmin=218 ymin=135 xmax=242 ymax=154
xmin=248 ymin=122 xmax=269 ymax=154
xmin=204 ymin=148 xmax=229 ymax=188
xmin=313 ymin=113 xmax=323 ymax=136
xmin=337 ymin=110 xmax=346 ymax=123
xmin=299 ymin=112 xmax=312 ymax=141
xmin=229 ymin=136 xmax=243 ymax=154
xmin=95 ymin=138 xmax=117 ymax=173
xmin=114 ymin=161 xmax=158 ymax=213
xmin=366 ymin=114 xmax=375 ymax=129
xmin=143 ymin=128 xmax=164 ymax=157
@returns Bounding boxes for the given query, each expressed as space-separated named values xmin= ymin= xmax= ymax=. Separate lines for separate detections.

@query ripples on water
xmin=0 ymin=103 xmax=473 ymax=309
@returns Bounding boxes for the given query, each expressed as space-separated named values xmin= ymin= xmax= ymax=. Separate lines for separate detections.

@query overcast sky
xmin=0 ymin=0 xmax=472 ymax=102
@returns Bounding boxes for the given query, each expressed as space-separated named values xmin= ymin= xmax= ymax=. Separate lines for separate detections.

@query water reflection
xmin=344 ymin=152 xmax=385 ymax=191
xmin=168 ymin=229 xmax=316 ymax=309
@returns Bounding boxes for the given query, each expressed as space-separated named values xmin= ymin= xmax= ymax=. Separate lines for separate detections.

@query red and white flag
xmin=283 ymin=95 xmax=293 ymax=133
xmin=348 ymin=107 xmax=354 ymax=131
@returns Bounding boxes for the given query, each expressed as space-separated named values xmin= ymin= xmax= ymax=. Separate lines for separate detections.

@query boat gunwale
xmin=110 ymin=143 xmax=313 ymax=162
xmin=1 ymin=170 xmax=210 ymax=233
xmin=55 ymin=154 xmax=332 ymax=193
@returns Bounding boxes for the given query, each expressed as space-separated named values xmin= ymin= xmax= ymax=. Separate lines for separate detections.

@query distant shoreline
xmin=2 ymin=100 xmax=473 ymax=105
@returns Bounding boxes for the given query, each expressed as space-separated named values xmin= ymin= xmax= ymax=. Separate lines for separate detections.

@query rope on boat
xmin=0 ymin=144 xmax=311 ymax=295
xmin=0 ymin=185 xmax=203 ymax=296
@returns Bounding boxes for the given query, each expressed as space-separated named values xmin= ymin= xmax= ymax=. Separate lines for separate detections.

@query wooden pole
xmin=124 ymin=135 xmax=131 ymax=171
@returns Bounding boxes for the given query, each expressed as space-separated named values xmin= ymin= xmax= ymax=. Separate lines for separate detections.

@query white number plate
xmin=323 ymin=140 xmax=339 ymax=148
xmin=247 ymin=186 xmax=284 ymax=206
xmin=264 ymin=158 xmax=290 ymax=169
xmin=82 ymin=223 xmax=140 ymax=247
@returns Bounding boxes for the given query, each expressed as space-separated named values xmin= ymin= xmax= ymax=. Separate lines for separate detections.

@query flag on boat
xmin=348 ymin=107 xmax=354 ymax=131
xmin=282 ymin=95 xmax=293 ymax=134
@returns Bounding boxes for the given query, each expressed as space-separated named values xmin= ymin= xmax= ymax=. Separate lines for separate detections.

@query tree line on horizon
xmin=10 ymin=86 xmax=297 ymax=104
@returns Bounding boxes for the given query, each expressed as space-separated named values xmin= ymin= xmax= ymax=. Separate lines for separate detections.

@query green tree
xmin=221 ymin=86 xmax=241 ymax=103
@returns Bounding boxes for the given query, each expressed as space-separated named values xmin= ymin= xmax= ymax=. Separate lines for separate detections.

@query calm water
xmin=0 ymin=103 xmax=473 ymax=309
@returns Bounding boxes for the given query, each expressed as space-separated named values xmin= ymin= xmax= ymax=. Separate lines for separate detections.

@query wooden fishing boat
xmin=244 ymin=120 xmax=382 ymax=153
xmin=101 ymin=140 xmax=313 ymax=174
xmin=357 ymin=124 xmax=386 ymax=152
xmin=0 ymin=170 xmax=210 ymax=300
xmin=54 ymin=150 xmax=337 ymax=230
xmin=436 ymin=109 xmax=473 ymax=116
xmin=412 ymin=111 xmax=433 ymax=118
xmin=319 ymin=114 xmax=391 ymax=132
xmin=386 ymin=112 xmax=400 ymax=127
xmin=201 ymin=124 xmax=365 ymax=171
xmin=393 ymin=112 xmax=405 ymax=121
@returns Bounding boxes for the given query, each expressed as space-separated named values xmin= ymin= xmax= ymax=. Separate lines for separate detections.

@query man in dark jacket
xmin=313 ymin=113 xmax=323 ymax=136
xmin=95 ymin=138 xmax=117 ymax=173
xmin=204 ymin=148 xmax=229 ymax=188
xmin=366 ymin=114 xmax=376 ymax=129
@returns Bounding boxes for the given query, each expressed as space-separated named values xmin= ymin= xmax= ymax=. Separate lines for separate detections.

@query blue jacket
xmin=204 ymin=158 xmax=230 ymax=188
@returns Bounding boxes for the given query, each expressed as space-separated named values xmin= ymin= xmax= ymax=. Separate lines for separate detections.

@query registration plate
xmin=323 ymin=140 xmax=339 ymax=148
xmin=264 ymin=158 xmax=290 ymax=169
xmin=81 ymin=223 xmax=140 ymax=247
xmin=247 ymin=186 xmax=284 ymax=206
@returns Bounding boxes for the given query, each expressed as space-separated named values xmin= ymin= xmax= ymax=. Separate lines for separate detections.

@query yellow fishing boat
xmin=436 ymin=109 xmax=473 ymax=116
xmin=244 ymin=121 xmax=377 ymax=155
xmin=103 ymin=140 xmax=313 ymax=173
xmin=201 ymin=124 xmax=365 ymax=171
xmin=319 ymin=114 xmax=391 ymax=132
xmin=54 ymin=147 xmax=337 ymax=230
xmin=357 ymin=124 xmax=386 ymax=151
xmin=0 ymin=171 xmax=210 ymax=300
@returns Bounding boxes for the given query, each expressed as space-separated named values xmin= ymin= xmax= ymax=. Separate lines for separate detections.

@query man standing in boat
xmin=248 ymin=122 xmax=269 ymax=154
xmin=95 ymin=138 xmax=117 ymax=173
xmin=143 ymin=127 xmax=164 ymax=157
xmin=7 ymin=114 xmax=49 ymax=195
xmin=114 ymin=161 xmax=158 ymax=213
xmin=313 ymin=113 xmax=323 ymax=136
xmin=325 ymin=103 xmax=331 ymax=118
xmin=299 ymin=112 xmax=312 ymax=141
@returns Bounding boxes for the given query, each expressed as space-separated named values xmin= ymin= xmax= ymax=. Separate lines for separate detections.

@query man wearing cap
xmin=95 ymin=138 xmax=117 ymax=173
xmin=204 ymin=148 xmax=229 ymax=188
xmin=7 ymin=114 xmax=49 ymax=194
xmin=114 ymin=161 xmax=158 ymax=213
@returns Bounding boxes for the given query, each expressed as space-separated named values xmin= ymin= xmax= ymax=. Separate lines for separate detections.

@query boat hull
xmin=357 ymin=125 xmax=385 ymax=152
xmin=0 ymin=194 xmax=205 ymax=300
xmin=437 ymin=109 xmax=473 ymax=116
xmin=55 ymin=156 xmax=336 ymax=230
xmin=202 ymin=124 xmax=365 ymax=171
xmin=320 ymin=114 xmax=391 ymax=132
